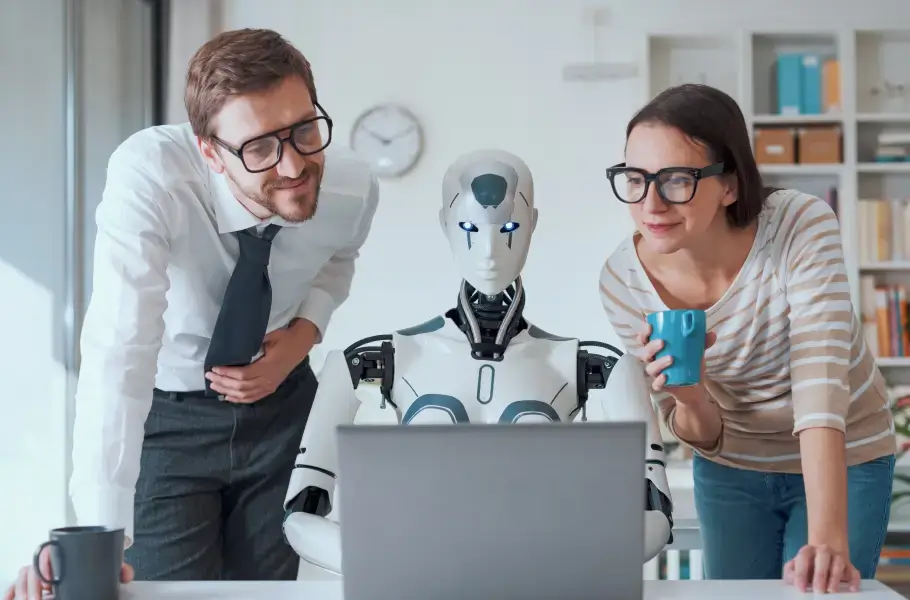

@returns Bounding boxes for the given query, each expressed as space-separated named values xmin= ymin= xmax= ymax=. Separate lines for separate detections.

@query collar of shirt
xmin=208 ymin=167 xmax=307 ymax=234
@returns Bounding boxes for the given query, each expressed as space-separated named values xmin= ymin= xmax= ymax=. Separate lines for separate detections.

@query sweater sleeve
xmin=780 ymin=196 xmax=854 ymax=434
xmin=597 ymin=253 xmax=722 ymax=454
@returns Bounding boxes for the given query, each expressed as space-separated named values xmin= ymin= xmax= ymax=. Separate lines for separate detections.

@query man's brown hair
xmin=184 ymin=28 xmax=317 ymax=138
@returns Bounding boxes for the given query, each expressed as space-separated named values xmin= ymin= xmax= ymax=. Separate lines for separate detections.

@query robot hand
xmin=283 ymin=350 xmax=361 ymax=574
xmin=597 ymin=351 xmax=673 ymax=562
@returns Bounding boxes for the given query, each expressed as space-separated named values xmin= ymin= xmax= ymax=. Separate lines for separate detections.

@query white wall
xmin=219 ymin=0 xmax=910 ymax=370
xmin=0 ymin=0 xmax=69 ymax=584
xmin=165 ymin=0 xmax=222 ymax=124
xmin=0 ymin=0 xmax=152 ymax=583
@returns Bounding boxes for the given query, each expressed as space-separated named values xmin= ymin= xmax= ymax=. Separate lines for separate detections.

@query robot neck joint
xmin=449 ymin=278 xmax=526 ymax=361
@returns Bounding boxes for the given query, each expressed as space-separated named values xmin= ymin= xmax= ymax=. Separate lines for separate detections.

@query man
xmin=6 ymin=27 xmax=378 ymax=598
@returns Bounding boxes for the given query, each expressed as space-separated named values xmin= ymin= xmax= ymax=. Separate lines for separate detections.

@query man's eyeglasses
xmin=211 ymin=102 xmax=333 ymax=173
xmin=605 ymin=162 xmax=725 ymax=204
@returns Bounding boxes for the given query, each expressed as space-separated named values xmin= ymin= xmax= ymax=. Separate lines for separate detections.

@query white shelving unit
xmin=639 ymin=30 xmax=910 ymax=541
xmin=640 ymin=27 xmax=910 ymax=367
xmin=641 ymin=27 xmax=910 ymax=297
xmin=640 ymin=29 xmax=856 ymax=298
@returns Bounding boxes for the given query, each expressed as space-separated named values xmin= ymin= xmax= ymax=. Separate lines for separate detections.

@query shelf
xmin=855 ymin=30 xmax=910 ymax=114
xmin=646 ymin=34 xmax=738 ymax=100
xmin=858 ymin=162 xmax=910 ymax=173
xmin=758 ymin=164 xmax=842 ymax=175
xmin=860 ymin=262 xmax=910 ymax=272
xmin=637 ymin=26 xmax=910 ymax=374
xmin=858 ymin=112 xmax=910 ymax=123
xmin=758 ymin=164 xmax=841 ymax=201
xmin=752 ymin=113 xmax=842 ymax=125
xmin=877 ymin=357 xmax=910 ymax=367
xmin=857 ymin=119 xmax=910 ymax=164
xmin=751 ymin=31 xmax=839 ymax=117
xmin=857 ymin=164 xmax=910 ymax=198
xmin=887 ymin=518 xmax=910 ymax=533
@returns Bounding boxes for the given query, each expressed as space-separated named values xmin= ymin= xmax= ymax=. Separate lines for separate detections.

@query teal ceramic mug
xmin=646 ymin=309 xmax=707 ymax=387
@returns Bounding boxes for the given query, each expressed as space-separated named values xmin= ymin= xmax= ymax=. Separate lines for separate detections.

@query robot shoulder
xmin=525 ymin=323 xmax=576 ymax=342
xmin=395 ymin=315 xmax=447 ymax=337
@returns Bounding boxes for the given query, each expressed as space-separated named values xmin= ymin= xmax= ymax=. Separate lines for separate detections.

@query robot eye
xmin=499 ymin=222 xmax=520 ymax=233
xmin=459 ymin=221 xmax=478 ymax=232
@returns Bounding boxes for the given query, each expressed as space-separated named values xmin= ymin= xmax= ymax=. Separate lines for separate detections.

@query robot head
xmin=439 ymin=149 xmax=538 ymax=295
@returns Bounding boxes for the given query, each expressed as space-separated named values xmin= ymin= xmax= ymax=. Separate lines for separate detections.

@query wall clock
xmin=350 ymin=103 xmax=424 ymax=178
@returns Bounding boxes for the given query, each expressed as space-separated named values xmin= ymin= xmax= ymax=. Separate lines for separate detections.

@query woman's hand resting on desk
xmin=2 ymin=550 xmax=133 ymax=600
xmin=636 ymin=325 xmax=717 ymax=402
xmin=784 ymin=543 xmax=861 ymax=594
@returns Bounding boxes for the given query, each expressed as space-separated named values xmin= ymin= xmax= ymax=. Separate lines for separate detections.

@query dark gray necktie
xmin=204 ymin=223 xmax=281 ymax=392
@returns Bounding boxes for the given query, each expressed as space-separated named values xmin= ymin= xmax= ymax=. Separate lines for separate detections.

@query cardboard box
xmin=755 ymin=128 xmax=796 ymax=164
xmin=798 ymin=126 xmax=842 ymax=164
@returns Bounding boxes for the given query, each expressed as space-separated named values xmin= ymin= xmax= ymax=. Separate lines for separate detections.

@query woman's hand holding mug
xmin=636 ymin=311 xmax=716 ymax=406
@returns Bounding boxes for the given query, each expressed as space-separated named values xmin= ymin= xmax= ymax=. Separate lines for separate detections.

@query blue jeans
xmin=692 ymin=453 xmax=895 ymax=580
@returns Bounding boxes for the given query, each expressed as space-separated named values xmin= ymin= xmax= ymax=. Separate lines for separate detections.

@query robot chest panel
xmin=394 ymin=351 xmax=578 ymax=425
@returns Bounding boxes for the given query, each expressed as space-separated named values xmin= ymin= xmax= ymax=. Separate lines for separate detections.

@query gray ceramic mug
xmin=33 ymin=526 xmax=124 ymax=600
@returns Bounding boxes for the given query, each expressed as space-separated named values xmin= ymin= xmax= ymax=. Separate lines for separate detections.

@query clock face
xmin=350 ymin=104 xmax=424 ymax=178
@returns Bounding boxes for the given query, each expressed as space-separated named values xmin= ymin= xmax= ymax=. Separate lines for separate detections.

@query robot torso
xmin=387 ymin=315 xmax=581 ymax=425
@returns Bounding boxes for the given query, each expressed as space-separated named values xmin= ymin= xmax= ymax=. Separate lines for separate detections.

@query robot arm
xmin=577 ymin=342 xmax=674 ymax=563
xmin=282 ymin=335 xmax=396 ymax=574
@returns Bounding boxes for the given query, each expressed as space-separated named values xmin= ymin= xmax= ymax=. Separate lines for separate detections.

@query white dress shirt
xmin=69 ymin=122 xmax=378 ymax=543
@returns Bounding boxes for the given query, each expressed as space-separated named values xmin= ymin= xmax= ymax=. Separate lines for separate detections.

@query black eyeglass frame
xmin=605 ymin=161 xmax=726 ymax=205
xmin=211 ymin=101 xmax=334 ymax=173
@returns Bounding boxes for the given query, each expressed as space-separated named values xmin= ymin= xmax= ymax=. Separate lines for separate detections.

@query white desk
xmin=119 ymin=579 xmax=904 ymax=599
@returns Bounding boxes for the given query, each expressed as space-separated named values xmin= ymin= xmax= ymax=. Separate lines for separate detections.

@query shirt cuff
xmin=296 ymin=288 xmax=336 ymax=342
xmin=71 ymin=484 xmax=135 ymax=547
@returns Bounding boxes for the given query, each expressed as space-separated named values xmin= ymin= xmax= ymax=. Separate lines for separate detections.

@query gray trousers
xmin=124 ymin=360 xmax=316 ymax=580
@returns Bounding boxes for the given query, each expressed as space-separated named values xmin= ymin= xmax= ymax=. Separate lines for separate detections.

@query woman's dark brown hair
xmin=625 ymin=83 xmax=771 ymax=228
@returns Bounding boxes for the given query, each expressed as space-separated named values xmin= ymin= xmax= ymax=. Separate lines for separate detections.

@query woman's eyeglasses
xmin=605 ymin=162 xmax=725 ymax=204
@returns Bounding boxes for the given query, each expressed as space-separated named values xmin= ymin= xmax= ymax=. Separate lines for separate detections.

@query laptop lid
xmin=336 ymin=422 xmax=646 ymax=600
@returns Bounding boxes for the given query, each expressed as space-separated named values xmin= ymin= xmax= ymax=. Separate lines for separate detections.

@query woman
xmin=599 ymin=83 xmax=896 ymax=593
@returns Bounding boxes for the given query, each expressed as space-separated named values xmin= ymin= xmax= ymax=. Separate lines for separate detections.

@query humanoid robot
xmin=282 ymin=149 xmax=674 ymax=575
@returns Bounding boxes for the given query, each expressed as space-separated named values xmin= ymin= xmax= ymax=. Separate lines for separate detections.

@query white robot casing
xmin=282 ymin=149 xmax=674 ymax=576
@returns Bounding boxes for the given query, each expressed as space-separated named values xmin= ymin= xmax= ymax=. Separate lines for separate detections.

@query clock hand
xmin=388 ymin=124 xmax=417 ymax=141
xmin=363 ymin=125 xmax=391 ymax=144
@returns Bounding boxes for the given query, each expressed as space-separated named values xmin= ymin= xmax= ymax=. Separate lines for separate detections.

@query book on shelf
xmin=881 ymin=544 xmax=910 ymax=567
xmin=775 ymin=54 xmax=839 ymax=115
xmin=875 ymin=128 xmax=910 ymax=162
xmin=858 ymin=198 xmax=910 ymax=263
xmin=877 ymin=557 xmax=910 ymax=586
xmin=859 ymin=276 xmax=909 ymax=358
xmin=879 ymin=527 xmax=910 ymax=586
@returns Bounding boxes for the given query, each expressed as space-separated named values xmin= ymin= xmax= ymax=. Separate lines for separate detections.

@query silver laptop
xmin=336 ymin=422 xmax=646 ymax=600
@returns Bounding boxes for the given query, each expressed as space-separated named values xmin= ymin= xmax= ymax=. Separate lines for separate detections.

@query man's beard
xmin=230 ymin=161 xmax=323 ymax=222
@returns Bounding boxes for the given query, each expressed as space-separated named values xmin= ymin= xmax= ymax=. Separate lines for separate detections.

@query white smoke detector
xmin=562 ymin=7 xmax=638 ymax=82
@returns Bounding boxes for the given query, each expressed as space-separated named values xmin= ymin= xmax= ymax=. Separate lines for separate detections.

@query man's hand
xmin=3 ymin=550 xmax=133 ymax=600
xmin=205 ymin=319 xmax=318 ymax=403
xmin=784 ymin=543 xmax=860 ymax=594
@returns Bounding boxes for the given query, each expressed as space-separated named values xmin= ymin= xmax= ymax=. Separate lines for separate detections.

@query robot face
xmin=439 ymin=150 xmax=538 ymax=295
